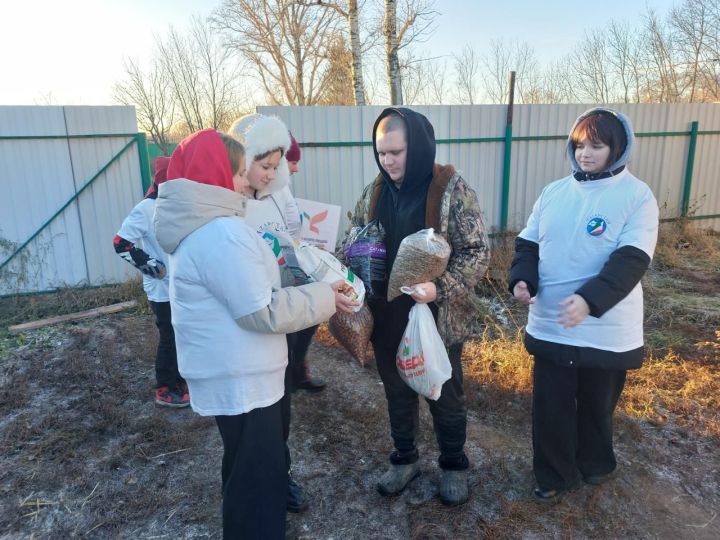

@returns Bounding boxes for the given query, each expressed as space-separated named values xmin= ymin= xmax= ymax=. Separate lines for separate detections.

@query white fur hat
xmin=229 ymin=114 xmax=291 ymax=197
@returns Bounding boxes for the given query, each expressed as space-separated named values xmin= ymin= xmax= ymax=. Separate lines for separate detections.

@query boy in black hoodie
xmin=342 ymin=108 xmax=490 ymax=506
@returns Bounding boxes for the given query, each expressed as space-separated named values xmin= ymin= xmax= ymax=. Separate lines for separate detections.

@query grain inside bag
xmin=387 ymin=228 xmax=451 ymax=301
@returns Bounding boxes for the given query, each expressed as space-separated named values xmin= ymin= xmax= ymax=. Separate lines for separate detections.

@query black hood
xmin=372 ymin=107 xmax=436 ymax=192
xmin=373 ymin=108 xmax=437 ymax=292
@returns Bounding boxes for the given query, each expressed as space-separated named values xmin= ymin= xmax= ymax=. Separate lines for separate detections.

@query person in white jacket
xmin=153 ymin=128 xmax=355 ymax=539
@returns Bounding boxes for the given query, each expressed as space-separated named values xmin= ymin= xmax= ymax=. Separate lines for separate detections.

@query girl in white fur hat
xmin=229 ymin=114 xmax=317 ymax=514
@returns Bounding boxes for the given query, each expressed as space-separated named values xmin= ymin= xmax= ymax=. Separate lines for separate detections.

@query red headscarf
xmin=166 ymin=128 xmax=235 ymax=191
xmin=144 ymin=155 xmax=172 ymax=198
xmin=286 ymin=132 xmax=301 ymax=162
xmin=154 ymin=156 xmax=171 ymax=184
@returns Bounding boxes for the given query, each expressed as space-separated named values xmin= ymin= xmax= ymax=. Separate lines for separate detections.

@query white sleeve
xmin=199 ymin=227 xmax=274 ymax=319
xmin=116 ymin=201 xmax=150 ymax=245
xmin=281 ymin=186 xmax=302 ymax=239
xmin=617 ymin=185 xmax=659 ymax=259
xmin=518 ymin=190 xmax=543 ymax=244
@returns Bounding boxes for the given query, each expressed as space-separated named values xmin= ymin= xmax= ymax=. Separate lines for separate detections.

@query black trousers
xmin=148 ymin=301 xmax=184 ymax=389
xmin=532 ymin=354 xmax=627 ymax=490
xmin=280 ymin=349 xmax=293 ymax=471
xmin=370 ymin=294 xmax=468 ymax=470
xmin=215 ymin=401 xmax=287 ymax=540
xmin=287 ymin=325 xmax=319 ymax=386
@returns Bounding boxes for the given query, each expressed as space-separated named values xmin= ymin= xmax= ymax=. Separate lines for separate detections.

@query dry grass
xmin=485 ymin=231 xmax=516 ymax=291
xmin=622 ymin=348 xmax=720 ymax=437
xmin=653 ymin=219 xmax=720 ymax=271
xmin=0 ymin=278 xmax=146 ymax=339
xmin=463 ymin=324 xmax=533 ymax=394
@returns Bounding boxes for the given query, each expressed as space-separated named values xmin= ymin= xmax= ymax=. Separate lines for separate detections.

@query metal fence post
xmin=681 ymin=121 xmax=699 ymax=217
xmin=501 ymin=71 xmax=516 ymax=230
xmin=135 ymin=133 xmax=152 ymax=194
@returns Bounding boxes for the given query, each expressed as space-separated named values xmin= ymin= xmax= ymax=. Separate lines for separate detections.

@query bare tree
xmin=539 ymin=59 xmax=576 ymax=104
xmin=317 ymin=35 xmax=356 ymax=105
xmin=214 ymin=0 xmax=341 ymax=105
xmin=642 ymin=10 xmax=683 ymax=102
xmin=512 ymin=42 xmax=542 ymax=103
xmin=400 ymin=53 xmax=439 ymax=104
xmin=34 ymin=92 xmax=58 ymax=106
xmin=428 ymin=58 xmax=449 ymax=104
xmin=154 ymin=18 xmax=246 ymax=133
xmin=606 ymin=21 xmax=644 ymax=103
xmin=113 ymin=58 xmax=176 ymax=154
xmin=570 ymin=29 xmax=612 ymax=103
xmin=481 ymin=40 xmax=542 ymax=104
xmin=382 ymin=0 xmax=438 ymax=105
xmin=670 ymin=0 xmax=715 ymax=102
xmin=295 ymin=0 xmax=368 ymax=105
xmin=156 ymin=29 xmax=204 ymax=133
xmin=453 ymin=44 xmax=480 ymax=104
xmin=384 ymin=0 xmax=403 ymax=104
xmin=481 ymin=39 xmax=511 ymax=103
xmin=188 ymin=17 xmax=246 ymax=130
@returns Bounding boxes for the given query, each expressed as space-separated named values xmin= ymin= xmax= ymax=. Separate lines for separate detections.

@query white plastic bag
xmin=395 ymin=303 xmax=451 ymax=400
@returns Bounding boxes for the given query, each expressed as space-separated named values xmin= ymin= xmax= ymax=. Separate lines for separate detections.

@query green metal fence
xmin=7 ymin=124 xmax=711 ymax=275
xmin=0 ymin=133 xmax=151 ymax=275
xmin=294 ymin=124 xmax=720 ymax=229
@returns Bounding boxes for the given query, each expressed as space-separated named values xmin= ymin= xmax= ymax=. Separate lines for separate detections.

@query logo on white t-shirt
xmin=586 ymin=216 xmax=608 ymax=237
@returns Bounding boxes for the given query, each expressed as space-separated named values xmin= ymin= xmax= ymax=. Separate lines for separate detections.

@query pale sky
xmin=0 ymin=0 xmax=678 ymax=106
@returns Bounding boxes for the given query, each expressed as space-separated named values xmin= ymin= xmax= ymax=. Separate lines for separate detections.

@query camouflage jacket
xmin=340 ymin=164 xmax=491 ymax=346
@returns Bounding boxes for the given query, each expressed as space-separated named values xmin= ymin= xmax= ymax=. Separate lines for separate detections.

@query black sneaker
xmin=533 ymin=487 xmax=561 ymax=501
xmin=287 ymin=477 xmax=309 ymax=513
xmin=293 ymin=377 xmax=326 ymax=393
xmin=583 ymin=472 xmax=614 ymax=485
xmin=534 ymin=477 xmax=580 ymax=502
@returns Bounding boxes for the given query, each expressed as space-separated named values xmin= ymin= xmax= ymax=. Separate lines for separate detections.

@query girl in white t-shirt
xmin=509 ymin=108 xmax=659 ymax=501
xmin=114 ymin=156 xmax=188 ymax=408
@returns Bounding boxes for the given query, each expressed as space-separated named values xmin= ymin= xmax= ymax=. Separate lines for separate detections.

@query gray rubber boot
xmin=439 ymin=469 xmax=469 ymax=506
xmin=376 ymin=463 xmax=420 ymax=496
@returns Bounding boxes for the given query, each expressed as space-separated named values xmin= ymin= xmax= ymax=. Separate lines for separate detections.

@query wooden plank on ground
xmin=8 ymin=300 xmax=137 ymax=334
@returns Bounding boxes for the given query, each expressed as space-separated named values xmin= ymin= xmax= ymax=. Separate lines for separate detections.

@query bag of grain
xmin=387 ymin=228 xmax=450 ymax=301
xmin=328 ymin=302 xmax=373 ymax=366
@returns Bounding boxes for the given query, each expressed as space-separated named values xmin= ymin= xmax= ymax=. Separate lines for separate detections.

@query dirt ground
xmin=1 ymin=239 xmax=719 ymax=539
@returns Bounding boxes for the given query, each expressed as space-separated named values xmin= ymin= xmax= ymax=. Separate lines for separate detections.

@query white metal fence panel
xmin=0 ymin=106 xmax=142 ymax=295
xmin=260 ymin=104 xmax=720 ymax=238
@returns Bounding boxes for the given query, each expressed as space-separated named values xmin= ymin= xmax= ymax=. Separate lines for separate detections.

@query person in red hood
xmin=153 ymin=128 xmax=356 ymax=540
xmin=113 ymin=155 xmax=188 ymax=408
